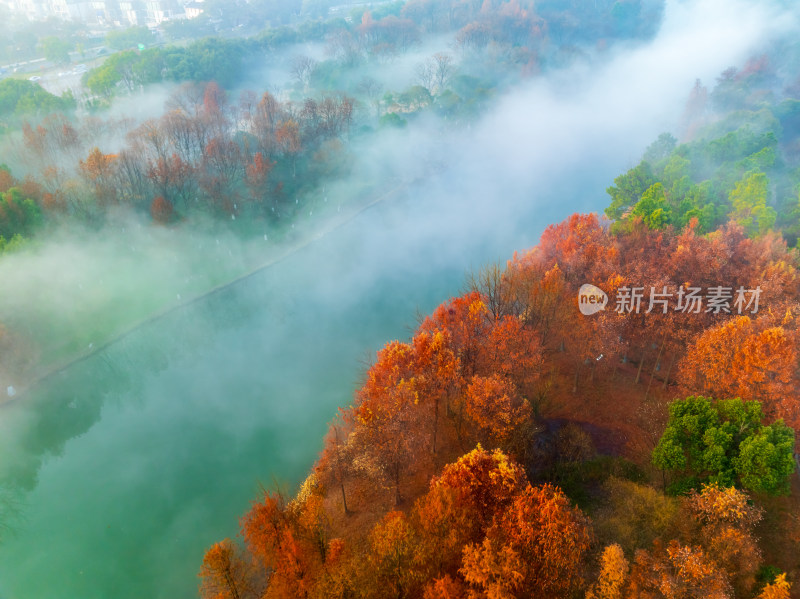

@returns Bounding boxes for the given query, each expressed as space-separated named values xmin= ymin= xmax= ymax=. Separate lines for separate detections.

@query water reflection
xmin=0 ymin=149 xmax=608 ymax=598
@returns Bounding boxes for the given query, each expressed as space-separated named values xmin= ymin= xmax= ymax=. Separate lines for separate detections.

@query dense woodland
xmin=198 ymin=208 xmax=800 ymax=597
xmin=192 ymin=8 xmax=800 ymax=596
xmin=0 ymin=0 xmax=671 ymax=384
xmin=0 ymin=0 xmax=668 ymax=220
xmin=1 ymin=1 xmax=800 ymax=596
xmin=3 ymin=0 xmax=800 ymax=255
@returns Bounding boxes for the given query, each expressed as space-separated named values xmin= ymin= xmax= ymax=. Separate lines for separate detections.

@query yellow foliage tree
xmin=586 ymin=544 xmax=629 ymax=599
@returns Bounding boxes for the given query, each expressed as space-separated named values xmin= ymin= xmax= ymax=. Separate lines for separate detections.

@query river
xmin=0 ymin=164 xmax=609 ymax=598
xmin=0 ymin=2 xmax=780 ymax=593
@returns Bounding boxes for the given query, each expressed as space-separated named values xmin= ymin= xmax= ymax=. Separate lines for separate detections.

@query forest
xmin=0 ymin=0 xmax=799 ymax=597
xmin=198 ymin=203 xmax=800 ymax=598
xmin=194 ymin=5 xmax=800 ymax=597
xmin=0 ymin=0 xmax=670 ymax=391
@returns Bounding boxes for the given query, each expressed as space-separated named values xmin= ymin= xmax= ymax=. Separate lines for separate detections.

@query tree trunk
xmin=393 ymin=462 xmax=402 ymax=506
xmin=223 ymin=567 xmax=241 ymax=599
xmin=340 ymin=482 xmax=348 ymax=516
xmin=635 ymin=348 xmax=647 ymax=384
xmin=645 ymin=335 xmax=666 ymax=401
xmin=432 ymin=396 xmax=439 ymax=455
xmin=573 ymin=360 xmax=580 ymax=393
xmin=662 ymin=351 xmax=677 ymax=389
xmin=333 ymin=426 xmax=349 ymax=515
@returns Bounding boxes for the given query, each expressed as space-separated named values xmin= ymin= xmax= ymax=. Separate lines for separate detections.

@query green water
xmin=0 ymin=148 xmax=621 ymax=598
xmin=0 ymin=2 xmax=783 ymax=592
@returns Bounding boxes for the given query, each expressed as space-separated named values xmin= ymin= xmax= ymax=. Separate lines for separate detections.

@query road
xmin=1 ymin=46 xmax=108 ymax=100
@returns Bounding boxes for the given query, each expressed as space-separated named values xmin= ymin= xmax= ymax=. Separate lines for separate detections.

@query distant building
xmin=118 ymin=0 xmax=145 ymax=25
xmin=184 ymin=1 xmax=202 ymax=19
xmin=5 ymin=0 xmax=184 ymax=25
xmin=144 ymin=0 xmax=179 ymax=24
xmin=50 ymin=0 xmax=101 ymax=22
xmin=7 ymin=0 xmax=49 ymax=20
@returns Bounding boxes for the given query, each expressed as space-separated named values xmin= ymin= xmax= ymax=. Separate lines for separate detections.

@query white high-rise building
xmin=9 ymin=0 xmax=50 ymax=20
xmin=144 ymin=0 xmax=178 ymax=24
xmin=4 ymin=0 xmax=178 ymax=25
xmin=118 ymin=0 xmax=144 ymax=25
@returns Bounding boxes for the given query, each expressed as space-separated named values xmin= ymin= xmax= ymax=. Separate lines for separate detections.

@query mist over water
xmin=0 ymin=0 xmax=793 ymax=596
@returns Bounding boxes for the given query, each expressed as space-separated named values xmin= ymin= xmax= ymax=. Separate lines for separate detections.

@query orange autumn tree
xmin=320 ymin=447 xmax=543 ymax=597
xmin=535 ymin=212 xmax=618 ymax=284
xmin=619 ymin=483 xmax=766 ymax=599
xmin=627 ymin=540 xmax=731 ymax=599
xmin=422 ymin=575 xmax=466 ymax=599
xmin=759 ymin=574 xmax=792 ymax=599
xmin=239 ymin=491 xmax=287 ymax=572
xmin=245 ymin=151 xmax=275 ymax=210
xmin=412 ymin=447 xmax=527 ymax=580
xmin=198 ymin=538 xmax=261 ymax=599
xmin=683 ymin=483 xmax=763 ymax=595
xmin=315 ymin=422 xmax=355 ymax=515
xmin=78 ymin=147 xmax=118 ymax=206
xmin=460 ymin=483 xmax=592 ymax=598
xmin=146 ymin=153 xmax=196 ymax=211
xmin=357 ymin=329 xmax=459 ymax=454
xmin=505 ymin=260 xmax=570 ymax=340
xmin=349 ymin=339 xmax=429 ymax=507
xmin=479 ymin=313 xmax=543 ymax=395
xmin=384 ymin=447 xmax=592 ymax=596
xmin=419 ymin=291 xmax=541 ymax=385
xmin=347 ymin=327 xmax=459 ymax=504
xmin=464 ymin=374 xmax=531 ymax=449
xmin=678 ymin=315 xmax=799 ymax=427
xmin=419 ymin=291 xmax=491 ymax=378
xmin=362 ymin=510 xmax=422 ymax=599
xmin=419 ymin=292 xmax=543 ymax=438
xmin=239 ymin=487 xmax=331 ymax=598
xmin=434 ymin=446 xmax=527 ymax=529
xmin=505 ymin=215 xmax=622 ymax=388
xmin=407 ymin=329 xmax=461 ymax=454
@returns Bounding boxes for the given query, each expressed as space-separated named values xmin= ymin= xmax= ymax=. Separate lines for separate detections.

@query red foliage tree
xmin=79 ymin=147 xmax=119 ymax=206
xmin=150 ymin=195 xmax=174 ymax=224
xmin=245 ymin=151 xmax=275 ymax=209
xmin=0 ymin=168 xmax=16 ymax=194
xmin=239 ymin=489 xmax=329 ymax=599
xmin=535 ymin=212 xmax=618 ymax=283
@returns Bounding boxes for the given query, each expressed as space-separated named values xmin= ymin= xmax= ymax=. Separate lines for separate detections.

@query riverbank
xmin=0 ymin=178 xmax=409 ymax=406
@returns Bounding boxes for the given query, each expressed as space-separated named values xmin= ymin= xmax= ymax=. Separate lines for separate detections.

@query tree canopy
xmin=652 ymin=396 xmax=796 ymax=495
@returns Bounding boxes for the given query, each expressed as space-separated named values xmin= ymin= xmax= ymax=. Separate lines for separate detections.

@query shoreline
xmin=0 ymin=180 xmax=409 ymax=407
